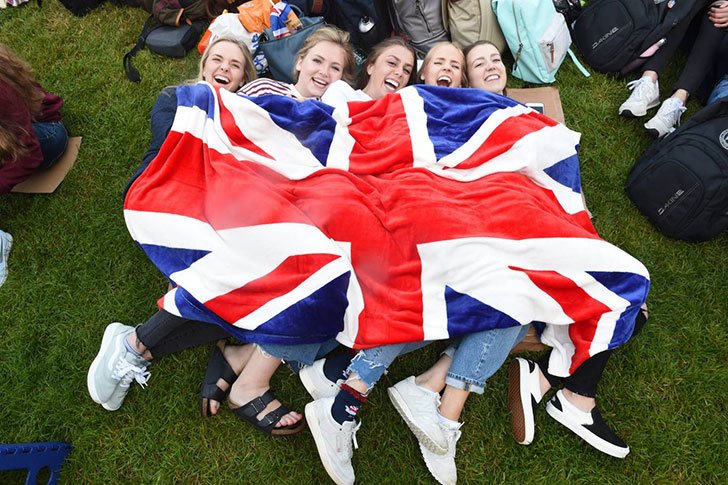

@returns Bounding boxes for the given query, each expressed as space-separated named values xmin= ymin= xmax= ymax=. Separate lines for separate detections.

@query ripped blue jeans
xmin=346 ymin=341 xmax=431 ymax=390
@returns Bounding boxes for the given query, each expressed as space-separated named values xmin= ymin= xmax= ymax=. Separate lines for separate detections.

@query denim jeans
xmin=443 ymin=325 xmax=529 ymax=394
xmin=708 ymin=76 xmax=728 ymax=105
xmin=32 ymin=121 xmax=68 ymax=170
xmin=347 ymin=341 xmax=432 ymax=390
xmin=262 ymin=339 xmax=340 ymax=372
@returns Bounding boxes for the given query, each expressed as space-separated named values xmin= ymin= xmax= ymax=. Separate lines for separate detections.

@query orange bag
xmin=237 ymin=0 xmax=271 ymax=34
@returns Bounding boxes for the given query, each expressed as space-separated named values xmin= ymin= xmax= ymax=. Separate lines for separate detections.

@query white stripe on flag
xmin=400 ymin=87 xmax=437 ymax=168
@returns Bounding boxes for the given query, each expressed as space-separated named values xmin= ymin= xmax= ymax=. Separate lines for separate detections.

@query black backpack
xmin=572 ymin=0 xmax=695 ymax=75
xmin=626 ymin=99 xmax=728 ymax=242
xmin=287 ymin=0 xmax=392 ymax=51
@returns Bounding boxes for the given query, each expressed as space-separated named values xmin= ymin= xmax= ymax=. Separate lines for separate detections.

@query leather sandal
xmin=199 ymin=340 xmax=239 ymax=417
xmin=230 ymin=390 xmax=306 ymax=436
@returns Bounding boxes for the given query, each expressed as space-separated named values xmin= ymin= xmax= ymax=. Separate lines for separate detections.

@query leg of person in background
xmin=304 ymin=341 xmax=430 ymax=485
xmin=31 ymin=121 xmax=68 ymax=170
xmin=87 ymin=310 xmax=230 ymax=411
xmin=645 ymin=13 xmax=727 ymax=136
xmin=508 ymin=307 xmax=648 ymax=458
xmin=388 ymin=325 xmax=529 ymax=485
xmin=619 ymin=0 xmax=709 ymax=117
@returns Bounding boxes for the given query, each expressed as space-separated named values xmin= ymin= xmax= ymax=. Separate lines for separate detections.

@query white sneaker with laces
xmin=305 ymin=397 xmax=360 ymax=485
xmin=619 ymin=76 xmax=660 ymax=117
xmin=299 ymin=358 xmax=342 ymax=400
xmin=419 ymin=422 xmax=461 ymax=485
xmin=644 ymin=97 xmax=687 ymax=138
xmin=87 ymin=322 xmax=150 ymax=411
xmin=388 ymin=376 xmax=448 ymax=454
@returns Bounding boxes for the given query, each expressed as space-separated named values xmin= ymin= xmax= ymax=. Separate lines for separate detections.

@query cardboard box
xmin=12 ymin=137 xmax=82 ymax=194
xmin=507 ymin=87 xmax=565 ymax=125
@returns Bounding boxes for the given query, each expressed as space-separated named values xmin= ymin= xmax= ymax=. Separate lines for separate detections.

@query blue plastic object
xmin=0 ymin=442 xmax=73 ymax=485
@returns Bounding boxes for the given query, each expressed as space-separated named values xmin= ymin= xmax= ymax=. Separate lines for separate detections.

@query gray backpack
xmin=389 ymin=0 xmax=449 ymax=56
xmin=441 ymin=0 xmax=506 ymax=54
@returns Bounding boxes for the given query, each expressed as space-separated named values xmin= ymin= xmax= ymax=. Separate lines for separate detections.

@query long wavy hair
xmin=356 ymin=37 xmax=417 ymax=90
xmin=0 ymin=43 xmax=43 ymax=164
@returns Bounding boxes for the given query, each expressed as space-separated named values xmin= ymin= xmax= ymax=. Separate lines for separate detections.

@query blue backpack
xmin=492 ymin=0 xmax=589 ymax=84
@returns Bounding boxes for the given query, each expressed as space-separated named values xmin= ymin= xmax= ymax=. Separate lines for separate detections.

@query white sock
xmin=437 ymin=411 xmax=461 ymax=430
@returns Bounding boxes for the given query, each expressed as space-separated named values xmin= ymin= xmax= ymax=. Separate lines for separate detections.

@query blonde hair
xmin=0 ymin=43 xmax=44 ymax=164
xmin=356 ymin=37 xmax=417 ymax=90
xmin=417 ymin=41 xmax=467 ymax=87
xmin=197 ymin=37 xmax=257 ymax=87
xmin=294 ymin=26 xmax=355 ymax=85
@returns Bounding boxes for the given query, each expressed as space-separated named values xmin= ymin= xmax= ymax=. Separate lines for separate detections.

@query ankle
xmin=562 ymin=388 xmax=595 ymax=413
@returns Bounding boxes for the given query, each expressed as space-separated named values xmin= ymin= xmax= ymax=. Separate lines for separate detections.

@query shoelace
xmin=625 ymin=77 xmax=654 ymax=99
xmin=113 ymin=359 xmax=151 ymax=389
xmin=660 ymin=98 xmax=687 ymax=127
xmin=340 ymin=420 xmax=361 ymax=458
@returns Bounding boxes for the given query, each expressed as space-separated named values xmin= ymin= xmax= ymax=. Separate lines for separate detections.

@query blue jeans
xmin=443 ymin=325 xmax=529 ymax=394
xmin=32 ymin=121 xmax=68 ymax=170
xmin=347 ymin=341 xmax=431 ymax=389
xmin=708 ymin=75 xmax=728 ymax=105
xmin=261 ymin=339 xmax=341 ymax=373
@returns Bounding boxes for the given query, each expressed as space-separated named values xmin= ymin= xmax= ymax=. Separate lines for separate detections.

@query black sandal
xmin=199 ymin=340 xmax=239 ymax=417
xmin=230 ymin=390 xmax=306 ymax=436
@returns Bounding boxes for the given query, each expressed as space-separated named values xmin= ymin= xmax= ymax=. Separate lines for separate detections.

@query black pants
xmin=537 ymin=310 xmax=648 ymax=398
xmin=135 ymin=310 xmax=229 ymax=359
xmin=644 ymin=1 xmax=725 ymax=95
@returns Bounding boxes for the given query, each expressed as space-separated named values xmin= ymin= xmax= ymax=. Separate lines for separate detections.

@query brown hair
xmin=356 ymin=37 xmax=417 ymax=90
xmin=463 ymin=40 xmax=501 ymax=63
xmin=294 ymin=26 xmax=356 ymax=85
xmin=0 ymin=43 xmax=44 ymax=164
xmin=417 ymin=41 xmax=467 ymax=88
xmin=197 ymin=37 xmax=257 ymax=87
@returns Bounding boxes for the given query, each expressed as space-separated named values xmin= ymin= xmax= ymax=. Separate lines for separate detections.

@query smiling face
xmin=420 ymin=44 xmax=464 ymax=88
xmin=466 ymin=43 xmax=507 ymax=94
xmin=362 ymin=45 xmax=415 ymax=100
xmin=201 ymin=40 xmax=247 ymax=92
xmin=294 ymin=41 xmax=347 ymax=99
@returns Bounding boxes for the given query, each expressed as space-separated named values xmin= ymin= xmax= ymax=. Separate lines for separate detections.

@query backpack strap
xmin=123 ymin=15 xmax=161 ymax=83
xmin=567 ymin=48 xmax=590 ymax=78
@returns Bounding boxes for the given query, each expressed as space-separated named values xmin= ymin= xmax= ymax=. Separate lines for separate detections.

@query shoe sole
xmin=545 ymin=401 xmax=630 ymax=458
xmin=305 ymin=401 xmax=353 ymax=485
xmin=507 ymin=359 xmax=534 ymax=445
xmin=418 ymin=442 xmax=456 ymax=485
xmin=0 ymin=232 xmax=12 ymax=287
xmin=87 ymin=322 xmax=125 ymax=410
xmin=387 ymin=386 xmax=448 ymax=455
xmin=619 ymin=99 xmax=659 ymax=118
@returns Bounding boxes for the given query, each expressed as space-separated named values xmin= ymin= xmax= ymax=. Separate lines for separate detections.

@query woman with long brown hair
xmin=0 ymin=43 xmax=68 ymax=193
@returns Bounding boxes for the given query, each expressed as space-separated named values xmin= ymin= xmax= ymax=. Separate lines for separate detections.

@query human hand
xmin=709 ymin=1 xmax=728 ymax=28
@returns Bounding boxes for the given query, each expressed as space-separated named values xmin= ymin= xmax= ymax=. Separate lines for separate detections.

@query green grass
xmin=1 ymin=2 xmax=727 ymax=483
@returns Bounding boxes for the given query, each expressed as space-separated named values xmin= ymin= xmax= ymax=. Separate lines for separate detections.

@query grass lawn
xmin=1 ymin=2 xmax=726 ymax=483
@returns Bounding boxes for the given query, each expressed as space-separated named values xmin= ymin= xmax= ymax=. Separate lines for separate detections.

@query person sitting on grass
xmin=0 ymin=42 xmax=68 ymax=194
xmin=88 ymin=29 xmax=358 ymax=437
xmin=619 ymin=0 xmax=728 ymax=137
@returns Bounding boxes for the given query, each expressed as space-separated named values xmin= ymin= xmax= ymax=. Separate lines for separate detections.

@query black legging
xmin=135 ymin=310 xmax=229 ymax=359
xmin=537 ymin=310 xmax=648 ymax=398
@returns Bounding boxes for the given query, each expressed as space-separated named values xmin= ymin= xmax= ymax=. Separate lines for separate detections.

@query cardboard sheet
xmin=12 ymin=137 xmax=82 ymax=193
xmin=507 ymin=87 xmax=566 ymax=125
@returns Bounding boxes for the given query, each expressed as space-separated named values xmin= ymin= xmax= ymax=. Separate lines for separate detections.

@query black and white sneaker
xmin=546 ymin=389 xmax=630 ymax=458
xmin=507 ymin=357 xmax=544 ymax=445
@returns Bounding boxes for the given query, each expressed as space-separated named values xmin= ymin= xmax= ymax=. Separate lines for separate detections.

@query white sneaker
xmin=87 ymin=322 xmax=150 ymax=411
xmin=388 ymin=376 xmax=448 ymax=454
xmin=644 ymin=97 xmax=687 ymax=138
xmin=619 ymin=76 xmax=660 ymax=117
xmin=0 ymin=230 xmax=12 ymax=287
xmin=507 ymin=358 xmax=544 ymax=445
xmin=305 ymin=397 xmax=360 ymax=485
xmin=299 ymin=358 xmax=342 ymax=400
xmin=419 ymin=423 xmax=461 ymax=485
xmin=546 ymin=389 xmax=630 ymax=458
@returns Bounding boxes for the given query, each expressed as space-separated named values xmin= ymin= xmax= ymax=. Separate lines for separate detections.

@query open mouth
xmin=312 ymin=77 xmax=328 ymax=89
xmin=436 ymin=75 xmax=452 ymax=87
xmin=213 ymin=75 xmax=230 ymax=86
xmin=484 ymin=74 xmax=500 ymax=83
xmin=384 ymin=78 xmax=400 ymax=91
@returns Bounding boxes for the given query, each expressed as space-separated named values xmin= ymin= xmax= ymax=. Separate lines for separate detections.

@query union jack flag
xmin=124 ymin=83 xmax=650 ymax=376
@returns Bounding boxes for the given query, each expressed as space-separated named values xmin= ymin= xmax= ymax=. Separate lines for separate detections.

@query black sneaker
xmin=546 ymin=389 xmax=630 ymax=458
